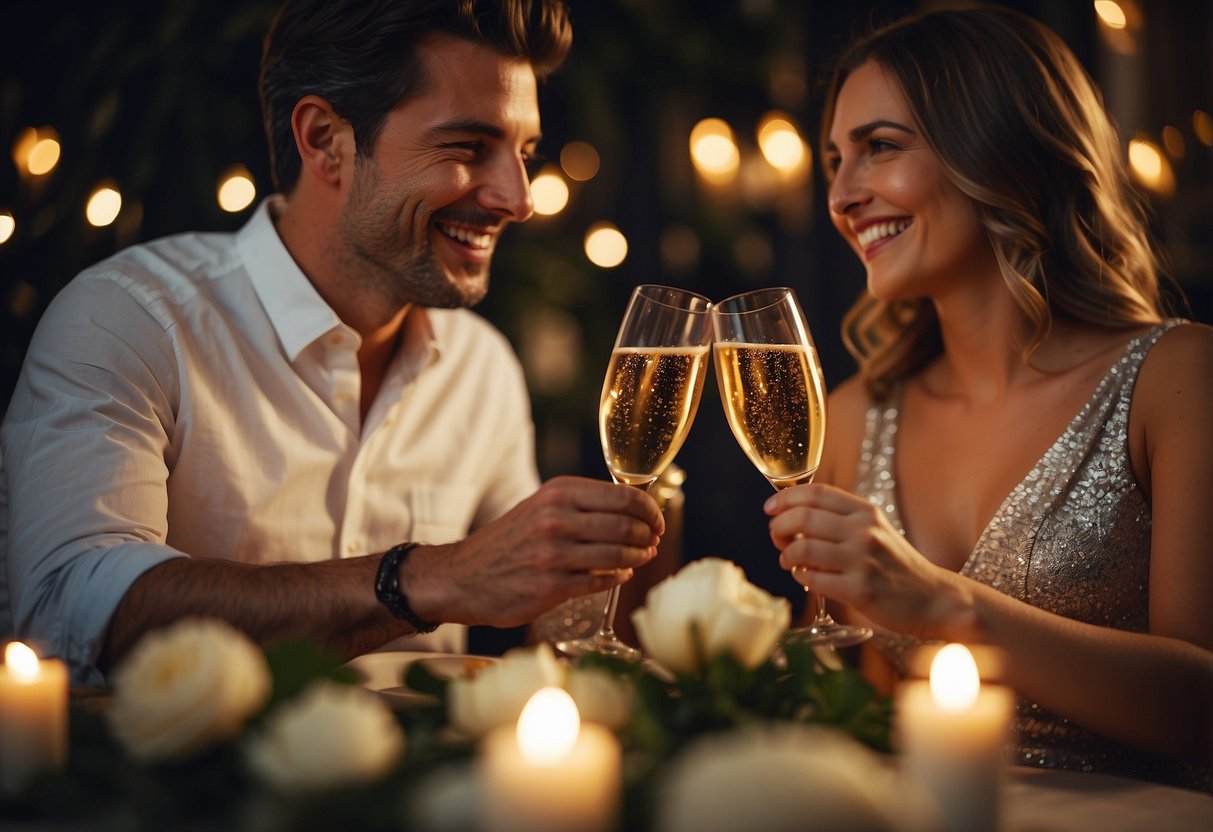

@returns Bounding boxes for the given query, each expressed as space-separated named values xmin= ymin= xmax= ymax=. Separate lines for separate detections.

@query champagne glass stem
xmin=596 ymin=586 xmax=624 ymax=642
xmin=592 ymin=479 xmax=650 ymax=643
xmin=779 ymin=478 xmax=872 ymax=648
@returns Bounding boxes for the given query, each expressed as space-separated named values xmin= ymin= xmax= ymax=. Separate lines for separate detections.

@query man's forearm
xmin=100 ymin=554 xmax=411 ymax=674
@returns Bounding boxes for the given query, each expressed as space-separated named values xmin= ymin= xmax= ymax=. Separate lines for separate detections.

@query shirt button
xmin=346 ymin=541 xmax=361 ymax=554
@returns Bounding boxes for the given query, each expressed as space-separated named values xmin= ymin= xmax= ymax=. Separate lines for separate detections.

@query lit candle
xmin=897 ymin=644 xmax=1014 ymax=832
xmin=480 ymin=687 xmax=621 ymax=832
xmin=0 ymin=642 xmax=68 ymax=793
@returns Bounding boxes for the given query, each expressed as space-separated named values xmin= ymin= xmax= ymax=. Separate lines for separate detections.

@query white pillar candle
xmin=480 ymin=687 xmax=620 ymax=832
xmin=0 ymin=642 xmax=68 ymax=793
xmin=897 ymin=643 xmax=1013 ymax=832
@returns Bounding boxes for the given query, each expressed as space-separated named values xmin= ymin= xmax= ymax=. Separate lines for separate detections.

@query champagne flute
xmin=712 ymin=287 xmax=872 ymax=648
xmin=557 ymin=284 xmax=713 ymax=661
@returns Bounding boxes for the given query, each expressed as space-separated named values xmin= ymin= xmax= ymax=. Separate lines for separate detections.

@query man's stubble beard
xmin=337 ymin=163 xmax=491 ymax=313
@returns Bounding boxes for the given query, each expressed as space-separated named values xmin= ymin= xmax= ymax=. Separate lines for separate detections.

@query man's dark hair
xmin=259 ymin=0 xmax=572 ymax=193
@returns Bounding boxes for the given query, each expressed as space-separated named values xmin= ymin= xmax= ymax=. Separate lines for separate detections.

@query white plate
xmin=344 ymin=652 xmax=498 ymax=708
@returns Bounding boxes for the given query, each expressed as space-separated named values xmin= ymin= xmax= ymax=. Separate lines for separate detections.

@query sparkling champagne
xmin=599 ymin=346 xmax=708 ymax=486
xmin=714 ymin=342 xmax=826 ymax=488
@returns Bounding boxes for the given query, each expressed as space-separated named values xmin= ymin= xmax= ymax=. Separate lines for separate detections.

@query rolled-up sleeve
xmin=3 ymin=272 xmax=187 ymax=686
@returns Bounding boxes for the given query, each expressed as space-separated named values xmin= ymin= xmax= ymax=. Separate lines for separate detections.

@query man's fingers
xmin=553 ymin=476 xmax=665 ymax=533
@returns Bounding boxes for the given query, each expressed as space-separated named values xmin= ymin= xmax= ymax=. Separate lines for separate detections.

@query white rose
xmin=108 ymin=617 xmax=271 ymax=762
xmin=655 ymin=724 xmax=924 ymax=832
xmin=632 ymin=557 xmax=790 ymax=675
xmin=447 ymin=643 xmax=564 ymax=737
xmin=246 ymin=680 xmax=404 ymax=792
xmin=566 ymin=666 xmax=633 ymax=730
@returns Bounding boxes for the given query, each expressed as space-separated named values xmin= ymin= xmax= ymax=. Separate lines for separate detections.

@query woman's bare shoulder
xmin=1138 ymin=321 xmax=1213 ymax=391
xmin=1132 ymin=321 xmax=1213 ymax=438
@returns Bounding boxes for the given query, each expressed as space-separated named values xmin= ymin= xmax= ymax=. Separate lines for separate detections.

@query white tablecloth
xmin=1005 ymin=766 xmax=1213 ymax=831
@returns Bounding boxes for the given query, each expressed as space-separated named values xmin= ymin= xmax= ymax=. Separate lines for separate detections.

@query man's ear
xmin=291 ymin=95 xmax=354 ymax=185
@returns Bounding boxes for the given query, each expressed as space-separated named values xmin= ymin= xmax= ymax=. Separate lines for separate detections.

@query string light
xmin=560 ymin=141 xmax=600 ymax=182
xmin=756 ymin=112 xmax=808 ymax=174
xmin=12 ymin=126 xmax=61 ymax=177
xmin=584 ymin=222 xmax=628 ymax=268
xmin=689 ymin=118 xmax=740 ymax=185
xmin=1093 ymin=0 xmax=1127 ymax=29
xmin=530 ymin=164 xmax=570 ymax=216
xmin=86 ymin=182 xmax=123 ymax=227
xmin=1127 ymin=138 xmax=1175 ymax=198
xmin=1194 ymin=111 xmax=1213 ymax=147
xmin=217 ymin=165 xmax=256 ymax=213
xmin=1161 ymin=125 xmax=1185 ymax=159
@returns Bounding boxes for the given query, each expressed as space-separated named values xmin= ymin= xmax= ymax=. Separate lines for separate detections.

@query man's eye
xmin=524 ymin=152 xmax=548 ymax=176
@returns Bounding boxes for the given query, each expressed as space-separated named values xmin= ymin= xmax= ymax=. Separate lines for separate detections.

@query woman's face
xmin=824 ymin=60 xmax=997 ymax=301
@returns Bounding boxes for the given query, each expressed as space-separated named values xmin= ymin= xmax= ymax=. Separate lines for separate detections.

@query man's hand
xmin=403 ymin=476 xmax=664 ymax=627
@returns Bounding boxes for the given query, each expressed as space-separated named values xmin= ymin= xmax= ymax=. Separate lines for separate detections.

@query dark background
xmin=3 ymin=1 xmax=1211 ymax=630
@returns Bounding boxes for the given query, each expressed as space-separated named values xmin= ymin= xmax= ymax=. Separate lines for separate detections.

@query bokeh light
xmin=1194 ymin=111 xmax=1213 ymax=147
xmin=86 ymin=183 xmax=123 ymax=227
xmin=0 ymin=212 xmax=15 ymax=245
xmin=1093 ymin=0 xmax=1126 ymax=29
xmin=756 ymin=112 xmax=807 ymax=174
xmin=584 ymin=222 xmax=628 ymax=268
xmin=530 ymin=165 xmax=570 ymax=216
xmin=1161 ymin=125 xmax=1185 ymax=159
xmin=690 ymin=118 xmax=740 ymax=185
xmin=560 ymin=141 xmax=600 ymax=182
xmin=660 ymin=224 xmax=700 ymax=275
xmin=12 ymin=126 xmax=61 ymax=177
xmin=217 ymin=165 xmax=257 ymax=213
xmin=1127 ymin=138 xmax=1175 ymax=198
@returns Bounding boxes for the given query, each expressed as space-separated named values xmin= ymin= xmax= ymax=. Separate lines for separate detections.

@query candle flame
xmin=5 ymin=641 xmax=41 ymax=683
xmin=929 ymin=643 xmax=980 ymax=712
xmin=517 ymin=686 xmax=579 ymax=765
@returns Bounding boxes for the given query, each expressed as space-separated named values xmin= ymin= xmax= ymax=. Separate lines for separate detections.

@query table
xmin=1005 ymin=766 xmax=1213 ymax=831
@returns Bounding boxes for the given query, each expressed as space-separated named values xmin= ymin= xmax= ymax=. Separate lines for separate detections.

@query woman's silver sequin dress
xmin=857 ymin=321 xmax=1211 ymax=792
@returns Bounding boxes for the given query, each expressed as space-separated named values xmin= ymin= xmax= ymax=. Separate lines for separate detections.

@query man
xmin=0 ymin=0 xmax=663 ymax=686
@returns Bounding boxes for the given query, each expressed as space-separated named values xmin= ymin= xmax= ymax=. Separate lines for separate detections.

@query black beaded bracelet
xmin=374 ymin=543 xmax=439 ymax=634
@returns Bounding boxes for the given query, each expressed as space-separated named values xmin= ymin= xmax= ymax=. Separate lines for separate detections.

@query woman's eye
xmin=869 ymin=138 xmax=898 ymax=153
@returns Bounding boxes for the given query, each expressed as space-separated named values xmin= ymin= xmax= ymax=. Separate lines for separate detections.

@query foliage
xmin=0 ymin=635 xmax=889 ymax=831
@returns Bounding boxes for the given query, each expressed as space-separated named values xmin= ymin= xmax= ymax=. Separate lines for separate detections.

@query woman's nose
xmin=827 ymin=160 xmax=869 ymax=217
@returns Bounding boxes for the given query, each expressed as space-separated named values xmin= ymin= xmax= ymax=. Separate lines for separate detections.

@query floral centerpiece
xmin=1 ymin=558 xmax=905 ymax=832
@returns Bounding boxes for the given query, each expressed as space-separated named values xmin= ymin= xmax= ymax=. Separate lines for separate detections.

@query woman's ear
xmin=290 ymin=95 xmax=353 ymax=185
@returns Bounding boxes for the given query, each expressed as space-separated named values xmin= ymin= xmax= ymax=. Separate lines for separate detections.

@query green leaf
xmin=403 ymin=660 xmax=448 ymax=699
xmin=262 ymin=638 xmax=358 ymax=708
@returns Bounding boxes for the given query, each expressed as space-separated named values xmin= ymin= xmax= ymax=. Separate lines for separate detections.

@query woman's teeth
xmin=857 ymin=220 xmax=911 ymax=248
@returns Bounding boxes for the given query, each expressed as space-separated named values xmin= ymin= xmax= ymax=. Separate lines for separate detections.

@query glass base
xmin=785 ymin=623 xmax=873 ymax=649
xmin=554 ymin=633 xmax=641 ymax=662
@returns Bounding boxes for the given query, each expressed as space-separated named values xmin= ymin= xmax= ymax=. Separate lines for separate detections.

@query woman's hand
xmin=764 ymin=483 xmax=975 ymax=640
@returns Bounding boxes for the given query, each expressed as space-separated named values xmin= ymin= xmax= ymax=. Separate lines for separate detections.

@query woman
xmin=765 ymin=5 xmax=1213 ymax=790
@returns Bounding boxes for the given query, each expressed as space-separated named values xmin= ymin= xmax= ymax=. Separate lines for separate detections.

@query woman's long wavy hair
xmin=819 ymin=5 xmax=1175 ymax=399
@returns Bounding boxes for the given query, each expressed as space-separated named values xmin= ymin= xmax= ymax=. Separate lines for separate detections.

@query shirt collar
xmin=237 ymin=196 xmax=344 ymax=362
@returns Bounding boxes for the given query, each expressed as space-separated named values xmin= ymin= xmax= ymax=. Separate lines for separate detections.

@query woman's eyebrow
xmin=847 ymin=119 xmax=915 ymax=142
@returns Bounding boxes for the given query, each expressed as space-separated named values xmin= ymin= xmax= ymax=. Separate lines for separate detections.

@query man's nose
xmin=480 ymin=155 xmax=534 ymax=222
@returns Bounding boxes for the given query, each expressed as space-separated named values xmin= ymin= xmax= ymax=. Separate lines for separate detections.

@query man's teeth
xmin=857 ymin=220 xmax=911 ymax=248
xmin=439 ymin=224 xmax=492 ymax=250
